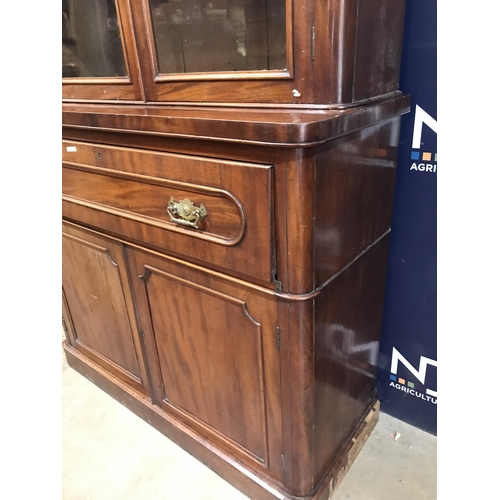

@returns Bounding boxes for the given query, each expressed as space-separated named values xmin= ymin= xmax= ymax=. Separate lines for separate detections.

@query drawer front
xmin=62 ymin=141 xmax=275 ymax=283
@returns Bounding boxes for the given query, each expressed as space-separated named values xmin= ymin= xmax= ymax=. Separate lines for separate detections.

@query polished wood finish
xmin=62 ymin=2 xmax=409 ymax=498
xmin=353 ymin=0 xmax=407 ymax=102
xmin=62 ymin=0 xmax=145 ymax=101
xmin=62 ymin=0 xmax=406 ymax=105
xmin=313 ymin=118 xmax=401 ymax=286
xmin=62 ymin=223 xmax=149 ymax=393
xmin=312 ymin=236 xmax=390 ymax=485
xmin=62 ymin=140 xmax=275 ymax=283
xmin=61 ymin=101 xmax=405 ymax=496
xmin=62 ymin=93 xmax=410 ymax=146
xmin=129 ymin=0 xmax=311 ymax=104
xmin=127 ymin=245 xmax=284 ymax=482
xmin=61 ymin=127 xmax=275 ymax=164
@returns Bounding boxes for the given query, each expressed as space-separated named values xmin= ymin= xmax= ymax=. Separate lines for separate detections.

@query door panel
xmin=62 ymin=222 xmax=149 ymax=392
xmin=127 ymin=246 xmax=284 ymax=483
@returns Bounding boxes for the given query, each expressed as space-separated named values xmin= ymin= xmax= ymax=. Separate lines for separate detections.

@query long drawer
xmin=62 ymin=141 xmax=275 ymax=283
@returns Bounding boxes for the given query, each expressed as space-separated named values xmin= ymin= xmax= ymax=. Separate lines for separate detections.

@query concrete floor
xmin=62 ymin=352 xmax=437 ymax=500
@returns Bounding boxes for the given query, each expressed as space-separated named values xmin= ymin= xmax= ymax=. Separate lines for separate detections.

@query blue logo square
xmin=390 ymin=375 xmax=397 ymax=381
xmin=411 ymin=151 xmax=420 ymax=160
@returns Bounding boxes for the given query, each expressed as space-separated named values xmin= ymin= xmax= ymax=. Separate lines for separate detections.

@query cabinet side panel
xmin=353 ymin=0 xmax=406 ymax=101
xmin=314 ymin=118 xmax=400 ymax=286
xmin=313 ymin=0 xmax=358 ymax=104
xmin=312 ymin=234 xmax=390 ymax=484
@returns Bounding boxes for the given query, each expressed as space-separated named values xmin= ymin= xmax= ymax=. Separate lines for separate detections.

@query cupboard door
xmin=127 ymin=246 xmax=284 ymax=484
xmin=62 ymin=222 xmax=149 ymax=393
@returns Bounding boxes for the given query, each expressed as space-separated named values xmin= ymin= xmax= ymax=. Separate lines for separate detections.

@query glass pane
xmin=62 ymin=0 xmax=127 ymax=78
xmin=149 ymin=0 xmax=287 ymax=74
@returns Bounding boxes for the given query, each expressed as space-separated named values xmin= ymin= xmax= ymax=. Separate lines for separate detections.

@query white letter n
xmin=412 ymin=105 xmax=438 ymax=149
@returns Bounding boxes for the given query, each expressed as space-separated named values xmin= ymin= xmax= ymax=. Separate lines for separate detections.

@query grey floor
xmin=62 ymin=352 xmax=437 ymax=500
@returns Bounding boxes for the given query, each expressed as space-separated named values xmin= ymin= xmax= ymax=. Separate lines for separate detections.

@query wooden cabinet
xmin=62 ymin=1 xmax=410 ymax=499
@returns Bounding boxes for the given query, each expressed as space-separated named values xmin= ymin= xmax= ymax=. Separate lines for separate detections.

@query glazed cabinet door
xmin=62 ymin=222 xmax=149 ymax=394
xmin=127 ymin=246 xmax=285 ymax=484
xmin=62 ymin=0 xmax=143 ymax=101
xmin=129 ymin=0 xmax=315 ymax=104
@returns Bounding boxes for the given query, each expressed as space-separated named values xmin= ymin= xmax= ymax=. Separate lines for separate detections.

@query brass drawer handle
xmin=167 ymin=197 xmax=208 ymax=229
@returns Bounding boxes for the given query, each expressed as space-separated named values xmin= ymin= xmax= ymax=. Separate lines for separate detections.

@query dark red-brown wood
xmin=62 ymin=140 xmax=275 ymax=284
xmin=61 ymin=94 xmax=410 ymax=146
xmin=62 ymin=0 xmax=406 ymax=105
xmin=62 ymin=0 xmax=145 ymax=101
xmin=312 ymin=235 xmax=391 ymax=486
xmin=62 ymin=222 xmax=150 ymax=393
xmin=126 ymin=245 xmax=284 ymax=484
xmin=62 ymin=2 xmax=410 ymax=498
xmin=313 ymin=118 xmax=401 ymax=287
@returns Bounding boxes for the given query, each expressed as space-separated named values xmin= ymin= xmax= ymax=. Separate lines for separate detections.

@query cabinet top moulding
xmin=62 ymin=0 xmax=407 ymax=106
xmin=62 ymin=93 xmax=410 ymax=147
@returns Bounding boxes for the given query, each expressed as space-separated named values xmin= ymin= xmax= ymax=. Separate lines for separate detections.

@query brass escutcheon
xmin=167 ymin=197 xmax=208 ymax=229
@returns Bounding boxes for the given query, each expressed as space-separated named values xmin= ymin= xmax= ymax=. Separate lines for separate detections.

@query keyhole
xmin=97 ymin=152 xmax=101 ymax=159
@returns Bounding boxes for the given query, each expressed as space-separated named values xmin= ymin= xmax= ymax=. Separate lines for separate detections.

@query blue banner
xmin=376 ymin=0 xmax=437 ymax=435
